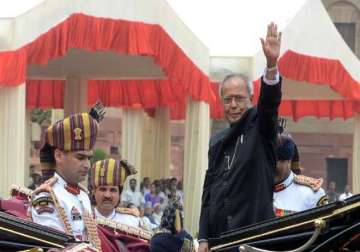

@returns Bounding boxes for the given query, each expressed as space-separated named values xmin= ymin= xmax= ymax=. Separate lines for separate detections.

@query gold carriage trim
xmin=210 ymin=200 xmax=360 ymax=251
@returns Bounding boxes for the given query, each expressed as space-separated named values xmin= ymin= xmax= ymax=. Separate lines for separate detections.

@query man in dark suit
xmin=198 ymin=22 xmax=282 ymax=252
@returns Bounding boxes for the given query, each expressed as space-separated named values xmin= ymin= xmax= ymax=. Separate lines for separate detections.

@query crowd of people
xmin=120 ymin=177 xmax=184 ymax=230
xmin=326 ymin=181 xmax=353 ymax=202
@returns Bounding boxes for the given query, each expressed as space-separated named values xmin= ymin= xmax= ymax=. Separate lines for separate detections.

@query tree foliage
xmin=31 ymin=109 xmax=52 ymax=125
xmin=90 ymin=148 xmax=107 ymax=165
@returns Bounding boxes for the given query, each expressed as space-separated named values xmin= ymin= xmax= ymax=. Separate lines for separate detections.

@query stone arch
xmin=323 ymin=0 xmax=360 ymax=12
xmin=322 ymin=0 xmax=360 ymax=57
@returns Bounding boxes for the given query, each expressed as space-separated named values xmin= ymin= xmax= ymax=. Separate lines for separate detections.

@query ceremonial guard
xmin=30 ymin=103 xmax=105 ymax=250
xmin=89 ymin=158 xmax=152 ymax=249
xmin=89 ymin=158 xmax=142 ymax=226
xmin=273 ymin=133 xmax=328 ymax=216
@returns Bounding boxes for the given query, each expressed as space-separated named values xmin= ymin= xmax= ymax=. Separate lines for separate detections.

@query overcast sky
xmin=0 ymin=0 xmax=44 ymax=18
xmin=167 ymin=0 xmax=307 ymax=56
xmin=0 ymin=0 xmax=307 ymax=56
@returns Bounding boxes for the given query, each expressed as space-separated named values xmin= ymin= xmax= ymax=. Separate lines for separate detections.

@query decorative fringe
xmin=97 ymin=217 xmax=153 ymax=241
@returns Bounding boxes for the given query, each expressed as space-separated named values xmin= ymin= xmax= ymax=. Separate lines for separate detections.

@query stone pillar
xmin=0 ymin=85 xmax=26 ymax=197
xmin=64 ymin=76 xmax=87 ymax=116
xmin=154 ymin=108 xmax=171 ymax=179
xmin=141 ymin=108 xmax=171 ymax=179
xmin=352 ymin=113 xmax=360 ymax=194
xmin=141 ymin=114 xmax=156 ymax=179
xmin=183 ymin=99 xmax=210 ymax=235
xmin=24 ymin=110 xmax=32 ymax=187
xmin=122 ymin=109 xmax=144 ymax=185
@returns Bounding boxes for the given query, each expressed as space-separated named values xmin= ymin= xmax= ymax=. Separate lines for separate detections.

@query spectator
xmin=121 ymin=178 xmax=144 ymax=207
xmin=164 ymin=178 xmax=172 ymax=196
xmin=169 ymin=177 xmax=178 ymax=190
xmin=169 ymin=177 xmax=183 ymax=204
xmin=145 ymin=181 xmax=162 ymax=208
xmin=177 ymin=180 xmax=184 ymax=201
xmin=152 ymin=203 xmax=163 ymax=227
xmin=339 ymin=184 xmax=353 ymax=201
xmin=144 ymin=202 xmax=157 ymax=229
xmin=140 ymin=182 xmax=145 ymax=197
xmin=158 ymin=179 xmax=168 ymax=208
xmin=326 ymin=181 xmax=339 ymax=203
xmin=139 ymin=205 xmax=153 ymax=231
xmin=168 ymin=187 xmax=183 ymax=207
xmin=143 ymin=177 xmax=151 ymax=195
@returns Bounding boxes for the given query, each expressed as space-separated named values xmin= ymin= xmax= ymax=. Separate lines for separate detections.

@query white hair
xmin=218 ymin=73 xmax=253 ymax=98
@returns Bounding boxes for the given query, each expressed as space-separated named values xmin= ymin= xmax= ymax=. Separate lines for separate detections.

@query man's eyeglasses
xmin=222 ymin=95 xmax=249 ymax=105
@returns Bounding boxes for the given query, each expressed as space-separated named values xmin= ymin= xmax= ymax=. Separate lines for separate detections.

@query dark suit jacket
xmin=199 ymin=77 xmax=282 ymax=240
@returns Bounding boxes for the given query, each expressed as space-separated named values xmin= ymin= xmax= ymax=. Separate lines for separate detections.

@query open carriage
xmin=209 ymin=195 xmax=360 ymax=252
xmin=0 ymin=210 xmax=74 ymax=251
xmin=0 ymin=198 xmax=151 ymax=252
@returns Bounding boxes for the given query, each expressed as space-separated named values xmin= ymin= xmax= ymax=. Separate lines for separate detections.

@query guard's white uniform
xmin=273 ymin=171 xmax=326 ymax=217
xmin=94 ymin=207 xmax=141 ymax=227
xmin=30 ymin=173 xmax=92 ymax=241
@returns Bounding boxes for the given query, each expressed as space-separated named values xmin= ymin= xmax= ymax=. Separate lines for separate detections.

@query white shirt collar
xmin=54 ymin=172 xmax=66 ymax=187
xmin=94 ymin=207 xmax=116 ymax=220
xmin=54 ymin=172 xmax=81 ymax=187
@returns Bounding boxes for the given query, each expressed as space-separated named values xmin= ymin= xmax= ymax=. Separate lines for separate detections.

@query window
xmin=334 ymin=22 xmax=356 ymax=53
xmin=326 ymin=157 xmax=348 ymax=193
xmin=110 ymin=146 xmax=119 ymax=155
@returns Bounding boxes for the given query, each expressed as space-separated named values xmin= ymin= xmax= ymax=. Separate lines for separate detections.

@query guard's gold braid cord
xmin=49 ymin=188 xmax=73 ymax=236
xmin=83 ymin=211 xmax=102 ymax=251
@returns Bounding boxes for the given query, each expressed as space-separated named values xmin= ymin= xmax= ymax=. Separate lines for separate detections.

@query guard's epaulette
xmin=9 ymin=185 xmax=33 ymax=201
xmin=78 ymin=183 xmax=89 ymax=194
xmin=115 ymin=207 xmax=140 ymax=217
xmin=293 ymin=175 xmax=323 ymax=192
xmin=31 ymin=176 xmax=58 ymax=198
